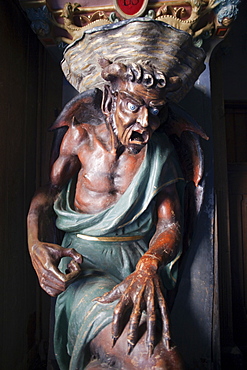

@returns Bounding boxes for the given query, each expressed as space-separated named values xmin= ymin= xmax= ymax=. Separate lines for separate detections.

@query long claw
xmin=111 ymin=298 xmax=128 ymax=342
xmin=146 ymin=279 xmax=156 ymax=356
xmin=156 ymin=285 xmax=171 ymax=349
xmin=127 ymin=317 xmax=140 ymax=352
xmin=148 ymin=344 xmax=154 ymax=357
xmin=127 ymin=341 xmax=134 ymax=355
xmin=164 ymin=338 xmax=171 ymax=350
xmin=112 ymin=336 xmax=118 ymax=348
xmin=126 ymin=285 xmax=145 ymax=355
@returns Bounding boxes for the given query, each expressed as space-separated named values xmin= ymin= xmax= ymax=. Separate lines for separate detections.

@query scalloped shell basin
xmin=61 ymin=18 xmax=205 ymax=103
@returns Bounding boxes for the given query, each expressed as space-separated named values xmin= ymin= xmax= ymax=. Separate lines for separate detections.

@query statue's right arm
xmin=27 ymin=185 xmax=83 ymax=297
xmin=27 ymin=127 xmax=84 ymax=297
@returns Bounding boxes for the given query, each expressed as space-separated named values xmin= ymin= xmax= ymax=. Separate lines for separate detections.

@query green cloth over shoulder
xmin=53 ymin=132 xmax=185 ymax=370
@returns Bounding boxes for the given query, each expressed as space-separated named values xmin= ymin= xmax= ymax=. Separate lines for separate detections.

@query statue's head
xmin=100 ymin=58 xmax=181 ymax=153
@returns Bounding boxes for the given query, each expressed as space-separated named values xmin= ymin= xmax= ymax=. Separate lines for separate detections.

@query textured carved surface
xmin=19 ymin=1 xmax=241 ymax=48
xmin=61 ymin=19 xmax=205 ymax=101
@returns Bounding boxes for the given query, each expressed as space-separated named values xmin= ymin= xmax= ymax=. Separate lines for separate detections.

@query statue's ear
xmin=101 ymin=85 xmax=113 ymax=117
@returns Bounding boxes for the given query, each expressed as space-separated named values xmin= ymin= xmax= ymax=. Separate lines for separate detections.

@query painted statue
xmin=27 ymin=19 xmax=208 ymax=369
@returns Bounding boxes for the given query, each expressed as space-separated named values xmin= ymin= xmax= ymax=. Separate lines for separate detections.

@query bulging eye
xmin=127 ymin=102 xmax=138 ymax=112
xmin=149 ymin=107 xmax=159 ymax=116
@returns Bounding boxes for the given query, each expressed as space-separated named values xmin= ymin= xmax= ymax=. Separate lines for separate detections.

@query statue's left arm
xmin=96 ymin=182 xmax=181 ymax=355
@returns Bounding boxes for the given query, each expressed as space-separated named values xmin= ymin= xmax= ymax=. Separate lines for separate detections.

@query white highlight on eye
xmin=127 ymin=102 xmax=138 ymax=112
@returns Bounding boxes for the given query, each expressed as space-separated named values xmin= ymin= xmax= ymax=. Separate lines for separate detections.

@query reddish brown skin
xmin=27 ymin=77 xmax=184 ymax=368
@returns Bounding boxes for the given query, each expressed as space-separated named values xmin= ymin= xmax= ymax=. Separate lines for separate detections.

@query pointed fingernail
xmin=92 ymin=296 xmax=102 ymax=302
xmin=165 ymin=338 xmax=170 ymax=350
xmin=127 ymin=342 xmax=134 ymax=355
xmin=112 ymin=336 xmax=118 ymax=348
xmin=148 ymin=344 xmax=154 ymax=357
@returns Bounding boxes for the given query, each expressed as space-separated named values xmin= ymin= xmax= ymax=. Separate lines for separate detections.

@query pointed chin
xmin=126 ymin=144 xmax=145 ymax=155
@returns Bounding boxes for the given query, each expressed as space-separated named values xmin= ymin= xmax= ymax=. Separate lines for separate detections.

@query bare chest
xmin=75 ymin=136 xmax=145 ymax=213
xmin=80 ymin=143 xmax=144 ymax=191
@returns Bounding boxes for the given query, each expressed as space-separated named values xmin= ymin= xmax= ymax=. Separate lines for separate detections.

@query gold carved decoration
xmin=57 ymin=3 xmax=111 ymax=43
xmin=155 ymin=1 xmax=219 ymax=38
xmin=20 ymin=1 xmax=238 ymax=48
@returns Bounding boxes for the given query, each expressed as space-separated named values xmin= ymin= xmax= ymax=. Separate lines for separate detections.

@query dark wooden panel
xmin=0 ymin=1 xmax=63 ymax=368
xmin=228 ymin=163 xmax=247 ymax=355
xmin=225 ymin=101 xmax=247 ymax=163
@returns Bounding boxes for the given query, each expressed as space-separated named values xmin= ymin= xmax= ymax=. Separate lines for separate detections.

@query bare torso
xmin=53 ymin=122 xmax=145 ymax=214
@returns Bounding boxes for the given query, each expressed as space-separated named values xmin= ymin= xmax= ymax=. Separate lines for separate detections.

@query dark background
xmin=0 ymin=1 xmax=246 ymax=368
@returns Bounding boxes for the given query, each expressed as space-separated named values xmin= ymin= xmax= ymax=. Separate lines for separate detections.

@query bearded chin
xmin=127 ymin=145 xmax=143 ymax=154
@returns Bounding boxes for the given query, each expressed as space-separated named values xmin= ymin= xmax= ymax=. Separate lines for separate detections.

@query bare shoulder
xmin=60 ymin=123 xmax=90 ymax=156
xmin=52 ymin=88 xmax=105 ymax=156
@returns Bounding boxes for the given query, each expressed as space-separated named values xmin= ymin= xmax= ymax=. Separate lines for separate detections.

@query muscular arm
xmin=27 ymin=126 xmax=84 ymax=296
xmin=96 ymin=183 xmax=181 ymax=354
xmin=139 ymin=183 xmax=181 ymax=267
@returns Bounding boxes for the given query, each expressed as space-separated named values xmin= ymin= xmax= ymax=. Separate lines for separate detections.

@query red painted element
xmin=216 ymin=27 xmax=228 ymax=37
xmin=116 ymin=0 xmax=145 ymax=16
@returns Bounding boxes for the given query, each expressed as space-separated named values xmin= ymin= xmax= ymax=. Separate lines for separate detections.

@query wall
xmin=212 ymin=2 xmax=247 ymax=367
xmin=0 ymin=1 xmax=63 ymax=368
xmin=222 ymin=1 xmax=247 ymax=101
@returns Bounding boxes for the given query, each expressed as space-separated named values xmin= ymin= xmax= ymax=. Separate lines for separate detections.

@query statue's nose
xmin=137 ymin=106 xmax=149 ymax=128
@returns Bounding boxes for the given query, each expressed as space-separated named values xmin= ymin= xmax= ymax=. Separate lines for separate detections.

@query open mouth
xmin=129 ymin=130 xmax=149 ymax=145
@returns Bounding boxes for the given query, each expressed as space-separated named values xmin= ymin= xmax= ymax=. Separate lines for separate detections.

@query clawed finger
xmin=146 ymin=280 xmax=156 ymax=357
xmin=67 ymin=259 xmax=81 ymax=272
xmin=65 ymin=260 xmax=82 ymax=285
xmin=63 ymin=247 xmax=83 ymax=264
xmin=40 ymin=279 xmax=65 ymax=297
xmin=156 ymin=283 xmax=171 ymax=349
xmin=112 ymin=296 xmax=130 ymax=346
xmin=127 ymin=285 xmax=145 ymax=354
xmin=32 ymin=257 xmax=70 ymax=292
xmin=64 ymin=270 xmax=82 ymax=289
xmin=94 ymin=282 xmax=124 ymax=304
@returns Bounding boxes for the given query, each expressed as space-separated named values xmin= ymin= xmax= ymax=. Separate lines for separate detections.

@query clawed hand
xmin=30 ymin=242 xmax=83 ymax=297
xmin=95 ymin=267 xmax=171 ymax=356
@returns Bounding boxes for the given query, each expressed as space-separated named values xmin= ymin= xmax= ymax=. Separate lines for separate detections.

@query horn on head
xmin=99 ymin=58 xmax=127 ymax=83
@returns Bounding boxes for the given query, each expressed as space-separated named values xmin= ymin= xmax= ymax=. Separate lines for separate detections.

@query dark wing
xmin=50 ymin=88 xmax=104 ymax=130
xmin=163 ymin=103 xmax=209 ymax=251
xmin=49 ymin=88 xmax=104 ymax=168
xmin=164 ymin=103 xmax=209 ymax=187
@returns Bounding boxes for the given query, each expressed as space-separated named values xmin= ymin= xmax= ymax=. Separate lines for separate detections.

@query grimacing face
xmin=111 ymin=80 xmax=166 ymax=152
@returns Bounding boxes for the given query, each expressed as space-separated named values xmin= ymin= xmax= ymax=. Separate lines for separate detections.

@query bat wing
xmin=163 ymin=103 xmax=209 ymax=252
xmin=49 ymin=88 xmax=105 ymax=167
xmin=50 ymin=88 xmax=105 ymax=130
xmin=164 ymin=103 xmax=209 ymax=187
